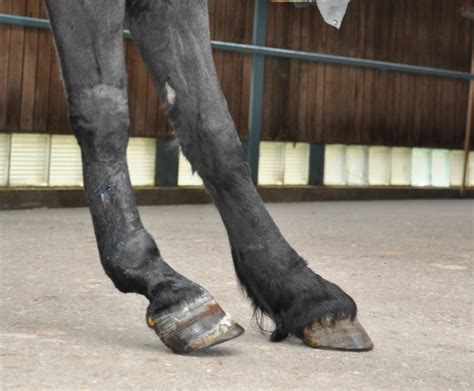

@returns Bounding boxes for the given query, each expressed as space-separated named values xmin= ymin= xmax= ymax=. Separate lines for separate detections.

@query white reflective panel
xmin=468 ymin=151 xmax=474 ymax=187
xmin=368 ymin=146 xmax=391 ymax=186
xmin=390 ymin=147 xmax=411 ymax=186
xmin=411 ymin=148 xmax=431 ymax=187
xmin=346 ymin=145 xmax=368 ymax=186
xmin=283 ymin=142 xmax=310 ymax=185
xmin=430 ymin=149 xmax=450 ymax=188
xmin=258 ymin=141 xmax=285 ymax=185
xmin=9 ymin=134 xmax=50 ymax=187
xmin=127 ymin=137 xmax=156 ymax=186
xmin=449 ymin=150 xmax=464 ymax=187
xmin=49 ymin=135 xmax=83 ymax=187
xmin=323 ymin=144 xmax=346 ymax=185
xmin=0 ymin=133 xmax=11 ymax=186
xmin=178 ymin=149 xmax=203 ymax=186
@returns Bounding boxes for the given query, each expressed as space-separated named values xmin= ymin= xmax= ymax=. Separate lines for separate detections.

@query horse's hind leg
xmin=43 ymin=0 xmax=243 ymax=354
xmin=127 ymin=0 xmax=372 ymax=351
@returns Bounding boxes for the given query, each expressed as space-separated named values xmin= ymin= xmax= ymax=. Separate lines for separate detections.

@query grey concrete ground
xmin=0 ymin=200 xmax=473 ymax=390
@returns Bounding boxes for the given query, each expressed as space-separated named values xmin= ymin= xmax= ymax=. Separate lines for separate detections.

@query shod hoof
xmin=147 ymin=294 xmax=244 ymax=354
xmin=303 ymin=317 xmax=374 ymax=351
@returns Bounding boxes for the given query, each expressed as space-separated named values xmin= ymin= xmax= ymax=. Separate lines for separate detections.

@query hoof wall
xmin=147 ymin=295 xmax=244 ymax=354
xmin=303 ymin=318 xmax=374 ymax=351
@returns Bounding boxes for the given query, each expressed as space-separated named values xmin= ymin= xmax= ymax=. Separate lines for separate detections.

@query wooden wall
xmin=0 ymin=0 xmax=253 ymax=138
xmin=263 ymin=0 xmax=473 ymax=148
xmin=0 ymin=0 xmax=472 ymax=148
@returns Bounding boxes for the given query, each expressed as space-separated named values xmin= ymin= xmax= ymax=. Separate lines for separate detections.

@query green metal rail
xmin=246 ymin=0 xmax=267 ymax=183
xmin=0 ymin=13 xmax=472 ymax=81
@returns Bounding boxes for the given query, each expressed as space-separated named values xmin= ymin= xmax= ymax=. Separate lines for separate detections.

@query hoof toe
xmin=147 ymin=294 xmax=244 ymax=354
xmin=303 ymin=318 xmax=373 ymax=352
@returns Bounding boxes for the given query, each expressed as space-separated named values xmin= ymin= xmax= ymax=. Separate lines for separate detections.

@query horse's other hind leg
xmin=43 ymin=0 xmax=243 ymax=354
xmin=127 ymin=0 xmax=372 ymax=351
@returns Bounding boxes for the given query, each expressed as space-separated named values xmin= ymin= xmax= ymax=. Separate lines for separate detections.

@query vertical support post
xmin=155 ymin=138 xmax=179 ymax=187
xmin=246 ymin=0 xmax=268 ymax=184
xmin=461 ymin=34 xmax=473 ymax=195
xmin=308 ymin=144 xmax=325 ymax=185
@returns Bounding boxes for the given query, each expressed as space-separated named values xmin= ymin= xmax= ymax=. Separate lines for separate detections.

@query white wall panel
xmin=430 ymin=149 xmax=450 ymax=188
xmin=127 ymin=137 xmax=156 ymax=186
xmin=468 ymin=151 xmax=474 ymax=187
xmin=283 ymin=142 xmax=309 ymax=185
xmin=49 ymin=135 xmax=83 ymax=187
xmin=258 ymin=141 xmax=285 ymax=185
xmin=178 ymin=149 xmax=203 ymax=186
xmin=9 ymin=134 xmax=50 ymax=187
xmin=346 ymin=145 xmax=368 ymax=186
xmin=449 ymin=150 xmax=464 ymax=187
xmin=411 ymin=148 xmax=431 ymax=187
xmin=368 ymin=146 xmax=391 ymax=186
xmin=0 ymin=133 xmax=11 ymax=186
xmin=324 ymin=144 xmax=347 ymax=185
xmin=390 ymin=147 xmax=411 ymax=186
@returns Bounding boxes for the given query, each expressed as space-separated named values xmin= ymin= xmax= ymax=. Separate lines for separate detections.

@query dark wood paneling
xmin=4 ymin=0 xmax=27 ymax=132
xmin=32 ymin=4 xmax=51 ymax=132
xmin=0 ymin=0 xmax=13 ymax=131
xmin=263 ymin=0 xmax=473 ymax=148
xmin=0 ymin=0 xmax=471 ymax=149
xmin=0 ymin=0 xmax=253 ymax=139
xmin=209 ymin=0 xmax=254 ymax=139
xmin=19 ymin=0 xmax=40 ymax=131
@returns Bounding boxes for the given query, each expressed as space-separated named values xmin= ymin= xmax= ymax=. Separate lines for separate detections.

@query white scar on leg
xmin=165 ymin=82 xmax=176 ymax=105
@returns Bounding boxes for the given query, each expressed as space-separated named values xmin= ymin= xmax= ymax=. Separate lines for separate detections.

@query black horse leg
xmin=43 ymin=0 xmax=243 ymax=354
xmin=127 ymin=0 xmax=372 ymax=351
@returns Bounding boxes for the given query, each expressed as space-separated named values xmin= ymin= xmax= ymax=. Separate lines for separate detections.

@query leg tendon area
xmin=69 ymin=85 xmax=129 ymax=160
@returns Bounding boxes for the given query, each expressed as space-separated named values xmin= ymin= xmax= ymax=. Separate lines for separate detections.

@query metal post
xmin=246 ymin=0 xmax=268 ymax=184
xmin=155 ymin=138 xmax=179 ymax=187
xmin=461 ymin=36 xmax=473 ymax=196
xmin=308 ymin=144 xmax=325 ymax=186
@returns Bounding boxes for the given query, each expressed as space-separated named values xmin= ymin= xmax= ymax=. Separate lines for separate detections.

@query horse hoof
xmin=303 ymin=317 xmax=374 ymax=351
xmin=147 ymin=294 xmax=244 ymax=354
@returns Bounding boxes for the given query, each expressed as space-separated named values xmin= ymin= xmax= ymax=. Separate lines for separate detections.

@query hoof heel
xmin=147 ymin=294 xmax=244 ymax=354
xmin=303 ymin=318 xmax=374 ymax=352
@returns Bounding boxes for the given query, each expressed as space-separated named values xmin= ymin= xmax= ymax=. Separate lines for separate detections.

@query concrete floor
xmin=0 ymin=200 xmax=472 ymax=390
